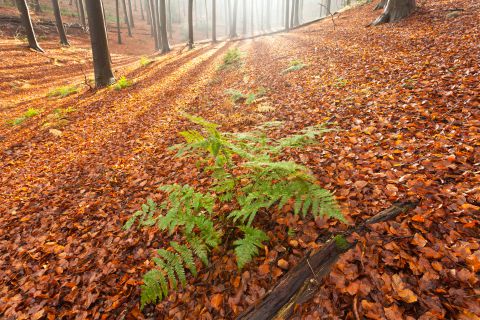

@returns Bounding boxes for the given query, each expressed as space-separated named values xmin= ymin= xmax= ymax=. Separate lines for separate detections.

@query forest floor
xmin=1 ymin=0 xmax=479 ymax=319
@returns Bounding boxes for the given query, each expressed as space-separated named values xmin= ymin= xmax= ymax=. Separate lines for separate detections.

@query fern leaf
xmin=140 ymin=269 xmax=168 ymax=309
xmin=233 ymin=227 xmax=269 ymax=269
xmin=171 ymin=242 xmax=197 ymax=277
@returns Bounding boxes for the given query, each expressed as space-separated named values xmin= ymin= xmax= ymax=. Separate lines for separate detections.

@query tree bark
xmin=140 ymin=0 xmax=144 ymax=20
xmin=229 ymin=0 xmax=238 ymax=38
xmin=167 ymin=0 xmax=172 ymax=39
xmin=15 ymin=0 xmax=44 ymax=52
xmin=284 ymin=0 xmax=289 ymax=30
xmin=149 ymin=0 xmax=159 ymax=49
xmin=159 ymin=0 xmax=170 ymax=53
xmin=51 ymin=0 xmax=69 ymax=46
xmin=85 ymin=0 xmax=115 ymax=87
xmin=372 ymin=0 xmax=415 ymax=25
xmin=212 ymin=0 xmax=216 ymax=42
xmin=188 ymin=0 xmax=193 ymax=49
xmin=205 ymin=0 xmax=209 ymax=38
xmin=77 ymin=0 xmax=86 ymax=29
xmin=237 ymin=201 xmax=418 ymax=320
xmin=127 ymin=0 xmax=134 ymax=27
xmin=250 ymin=0 xmax=253 ymax=35
xmin=242 ymin=0 xmax=246 ymax=34
xmin=116 ymin=0 xmax=122 ymax=44
xmin=122 ymin=0 xmax=132 ymax=36
xmin=374 ymin=0 xmax=387 ymax=10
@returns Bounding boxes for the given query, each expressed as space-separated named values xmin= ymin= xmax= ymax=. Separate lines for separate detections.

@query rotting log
xmin=237 ymin=200 xmax=419 ymax=320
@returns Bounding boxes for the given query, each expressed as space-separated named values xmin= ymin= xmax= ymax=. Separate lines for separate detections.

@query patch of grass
xmin=111 ymin=76 xmax=132 ymax=91
xmin=225 ymin=87 xmax=267 ymax=105
xmin=282 ymin=59 xmax=307 ymax=74
xmin=219 ymin=48 xmax=243 ymax=70
xmin=6 ymin=108 xmax=42 ymax=126
xmin=47 ymin=85 xmax=78 ymax=98
xmin=140 ymin=57 xmax=153 ymax=67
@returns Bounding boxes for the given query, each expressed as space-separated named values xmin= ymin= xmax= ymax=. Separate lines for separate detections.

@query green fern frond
xmin=140 ymin=269 xmax=168 ymax=309
xmin=233 ymin=226 xmax=269 ymax=269
xmin=171 ymin=242 xmax=197 ymax=277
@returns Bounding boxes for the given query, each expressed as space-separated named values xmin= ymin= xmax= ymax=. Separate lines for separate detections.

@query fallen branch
xmin=237 ymin=200 xmax=418 ymax=320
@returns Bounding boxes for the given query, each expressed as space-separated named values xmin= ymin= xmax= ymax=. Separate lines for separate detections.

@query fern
xmin=141 ymin=241 xmax=202 ymax=308
xmin=234 ymin=227 xmax=269 ymax=269
xmin=125 ymin=114 xmax=345 ymax=308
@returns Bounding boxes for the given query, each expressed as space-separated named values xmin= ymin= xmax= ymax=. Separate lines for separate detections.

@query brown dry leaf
xmin=210 ymin=294 xmax=223 ymax=311
xmin=392 ymin=274 xmax=418 ymax=303
xmin=411 ymin=233 xmax=428 ymax=247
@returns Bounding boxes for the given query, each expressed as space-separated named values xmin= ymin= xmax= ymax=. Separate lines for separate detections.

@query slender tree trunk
xmin=146 ymin=0 xmax=151 ymax=24
xmin=51 ymin=0 xmax=69 ymax=45
xmin=224 ymin=0 xmax=229 ymax=36
xmin=140 ymin=0 xmax=144 ymax=19
xmin=122 ymin=0 xmax=132 ymax=36
xmin=205 ymin=0 xmax=209 ymax=38
xmin=155 ymin=0 xmax=161 ymax=44
xmin=293 ymin=0 xmax=299 ymax=26
xmin=15 ymin=0 xmax=44 ymax=52
xmin=281 ymin=0 xmax=285 ymax=26
xmin=290 ymin=0 xmax=294 ymax=27
xmin=284 ymin=0 xmax=289 ymax=30
xmin=242 ymin=0 xmax=246 ymax=34
xmin=250 ymin=0 xmax=253 ymax=35
xmin=85 ymin=0 xmax=115 ymax=87
xmin=326 ymin=0 xmax=331 ymax=15
xmin=77 ymin=0 xmax=86 ymax=29
xmin=188 ymin=0 xmax=194 ymax=49
xmin=372 ymin=0 xmax=415 ymax=25
xmin=266 ymin=0 xmax=271 ymax=30
xmin=212 ymin=0 xmax=216 ymax=42
xmin=167 ymin=0 xmax=172 ymax=39
xmin=116 ymin=0 xmax=122 ymax=44
xmin=127 ymin=0 xmax=134 ymax=27
xmin=148 ymin=0 xmax=158 ymax=47
xmin=134 ymin=0 xmax=137 ymax=10
xmin=229 ymin=0 xmax=238 ymax=37
xmin=159 ymin=0 xmax=170 ymax=52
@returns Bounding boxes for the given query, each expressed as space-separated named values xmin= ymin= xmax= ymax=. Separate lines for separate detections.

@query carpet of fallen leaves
xmin=0 ymin=0 xmax=479 ymax=319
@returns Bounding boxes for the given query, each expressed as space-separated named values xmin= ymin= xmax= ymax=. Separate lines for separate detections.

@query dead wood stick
xmin=237 ymin=200 xmax=418 ymax=320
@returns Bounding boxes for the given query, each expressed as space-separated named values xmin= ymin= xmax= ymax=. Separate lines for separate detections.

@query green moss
xmin=333 ymin=235 xmax=350 ymax=250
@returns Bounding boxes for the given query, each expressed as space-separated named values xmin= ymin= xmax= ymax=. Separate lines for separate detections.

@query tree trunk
xmin=15 ymin=0 xmax=44 ymax=52
xmin=146 ymin=0 xmax=151 ymax=24
xmin=250 ymin=0 xmax=253 ymax=35
xmin=85 ymin=0 xmax=115 ymax=87
xmin=167 ymin=0 xmax=172 ymax=39
xmin=51 ymin=0 xmax=69 ymax=46
xmin=229 ymin=0 xmax=238 ymax=38
xmin=212 ymin=0 xmax=216 ymax=42
xmin=159 ymin=0 xmax=170 ymax=53
xmin=122 ymin=0 xmax=132 ymax=36
xmin=140 ymin=0 xmax=144 ymax=20
xmin=127 ymin=0 xmax=134 ymax=27
xmin=149 ymin=0 xmax=159 ymax=49
xmin=205 ymin=0 xmax=209 ymax=38
xmin=155 ymin=0 xmax=162 ymax=48
xmin=242 ymin=0 xmax=246 ymax=34
xmin=372 ymin=0 xmax=415 ymax=25
xmin=188 ymin=0 xmax=193 ymax=49
xmin=77 ymin=0 xmax=86 ymax=29
xmin=116 ymin=0 xmax=122 ymax=44
xmin=293 ymin=0 xmax=299 ymax=26
xmin=284 ymin=0 xmax=289 ymax=30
